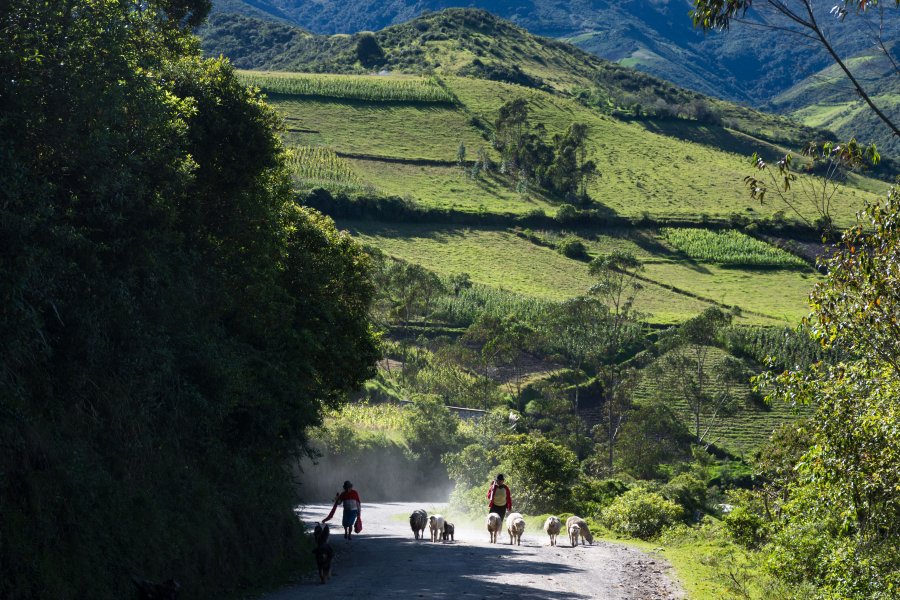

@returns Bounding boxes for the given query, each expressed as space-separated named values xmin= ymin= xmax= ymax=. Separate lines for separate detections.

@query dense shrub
xmin=557 ymin=236 xmax=590 ymax=260
xmin=556 ymin=203 xmax=579 ymax=223
xmin=572 ymin=478 xmax=629 ymax=517
xmin=723 ymin=505 xmax=766 ymax=549
xmin=662 ymin=473 xmax=708 ymax=515
xmin=602 ymin=488 xmax=684 ymax=539
xmin=498 ymin=434 xmax=580 ymax=514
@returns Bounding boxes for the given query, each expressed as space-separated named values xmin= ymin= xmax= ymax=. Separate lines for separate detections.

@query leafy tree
xmin=378 ymin=259 xmax=446 ymax=327
xmin=401 ymin=395 xmax=463 ymax=467
xmin=615 ymin=402 xmax=691 ymax=479
xmin=355 ymin=32 xmax=384 ymax=67
xmin=543 ymin=297 xmax=609 ymax=409
xmin=497 ymin=434 xmax=580 ymax=514
xmin=588 ymin=251 xmax=646 ymax=471
xmin=546 ymin=123 xmax=598 ymax=201
xmin=463 ymin=314 xmax=537 ymax=409
xmin=654 ymin=308 xmax=747 ymax=446
xmin=493 ymin=98 xmax=530 ymax=167
xmin=0 ymin=0 xmax=377 ymax=596
xmin=758 ymin=194 xmax=900 ymax=597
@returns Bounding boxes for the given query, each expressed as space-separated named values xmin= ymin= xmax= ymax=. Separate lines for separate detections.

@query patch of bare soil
xmin=255 ymin=503 xmax=683 ymax=600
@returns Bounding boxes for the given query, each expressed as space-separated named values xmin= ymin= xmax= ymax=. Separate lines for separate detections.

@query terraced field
xmin=249 ymin=70 xmax=864 ymax=453
xmin=632 ymin=346 xmax=811 ymax=457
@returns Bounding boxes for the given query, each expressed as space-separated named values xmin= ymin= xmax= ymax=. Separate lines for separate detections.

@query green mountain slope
xmin=205 ymin=2 xmax=900 ymax=160
xmin=239 ymin=68 xmax=888 ymax=326
xmin=207 ymin=0 xmax=900 ymax=106
xmin=203 ymin=9 xmax=828 ymax=150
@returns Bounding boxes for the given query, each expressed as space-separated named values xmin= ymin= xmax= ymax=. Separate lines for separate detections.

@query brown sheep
xmin=486 ymin=512 xmax=502 ymax=543
xmin=565 ymin=516 xmax=594 ymax=546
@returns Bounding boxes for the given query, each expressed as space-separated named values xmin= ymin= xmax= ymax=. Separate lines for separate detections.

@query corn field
xmin=439 ymin=283 xmax=554 ymax=327
xmin=661 ymin=228 xmax=807 ymax=268
xmin=285 ymin=145 xmax=372 ymax=192
xmin=238 ymin=71 xmax=454 ymax=103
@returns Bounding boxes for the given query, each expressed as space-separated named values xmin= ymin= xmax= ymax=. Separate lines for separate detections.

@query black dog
xmin=312 ymin=543 xmax=334 ymax=584
xmin=312 ymin=522 xmax=334 ymax=584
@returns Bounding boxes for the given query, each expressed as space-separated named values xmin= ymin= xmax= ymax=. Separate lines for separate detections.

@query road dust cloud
xmin=295 ymin=446 xmax=455 ymax=504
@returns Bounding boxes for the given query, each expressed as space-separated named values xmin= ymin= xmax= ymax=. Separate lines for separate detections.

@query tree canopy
xmin=0 ymin=0 xmax=377 ymax=597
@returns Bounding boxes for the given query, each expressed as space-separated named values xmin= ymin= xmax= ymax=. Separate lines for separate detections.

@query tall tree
xmin=759 ymin=193 xmax=900 ymax=597
xmin=588 ymin=251 xmax=645 ymax=471
xmin=544 ymin=297 xmax=608 ymax=411
xmin=463 ymin=314 xmax=536 ymax=409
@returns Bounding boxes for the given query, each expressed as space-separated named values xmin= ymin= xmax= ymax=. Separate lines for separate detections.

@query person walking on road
xmin=487 ymin=473 xmax=512 ymax=520
xmin=323 ymin=480 xmax=362 ymax=540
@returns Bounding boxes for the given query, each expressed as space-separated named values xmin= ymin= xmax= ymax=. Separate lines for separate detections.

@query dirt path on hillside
xmin=254 ymin=502 xmax=683 ymax=600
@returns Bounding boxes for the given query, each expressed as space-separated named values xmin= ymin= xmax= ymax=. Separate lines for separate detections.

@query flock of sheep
xmin=409 ymin=509 xmax=594 ymax=548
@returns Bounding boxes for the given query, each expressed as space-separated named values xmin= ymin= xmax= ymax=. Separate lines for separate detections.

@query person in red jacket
xmin=487 ymin=473 xmax=512 ymax=520
xmin=323 ymin=480 xmax=362 ymax=540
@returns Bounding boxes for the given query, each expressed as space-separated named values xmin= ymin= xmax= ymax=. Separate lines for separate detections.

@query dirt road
xmin=256 ymin=502 xmax=683 ymax=600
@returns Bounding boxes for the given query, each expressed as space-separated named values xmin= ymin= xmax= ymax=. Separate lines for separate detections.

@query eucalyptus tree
xmin=588 ymin=251 xmax=646 ymax=471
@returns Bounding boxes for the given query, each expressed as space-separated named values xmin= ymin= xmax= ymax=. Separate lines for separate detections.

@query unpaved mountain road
xmin=256 ymin=502 xmax=683 ymax=600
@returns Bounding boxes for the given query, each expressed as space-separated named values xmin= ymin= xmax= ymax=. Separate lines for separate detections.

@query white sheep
xmin=543 ymin=516 xmax=561 ymax=546
xmin=506 ymin=512 xmax=525 ymax=545
xmin=565 ymin=516 xmax=594 ymax=546
xmin=429 ymin=514 xmax=445 ymax=542
xmin=486 ymin=512 xmax=502 ymax=543
xmin=568 ymin=523 xmax=581 ymax=547
xmin=409 ymin=509 xmax=428 ymax=540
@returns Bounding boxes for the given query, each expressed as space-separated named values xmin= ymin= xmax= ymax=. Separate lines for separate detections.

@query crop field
xmin=640 ymin=261 xmax=817 ymax=323
xmin=340 ymin=221 xmax=805 ymax=324
xmin=273 ymin=97 xmax=490 ymax=162
xmin=345 ymin=159 xmax=560 ymax=215
xmin=255 ymin=73 xmax=882 ymax=225
xmin=237 ymin=70 xmax=454 ymax=103
xmin=661 ymin=228 xmax=808 ymax=268
xmin=250 ymin=72 xmax=838 ymax=325
xmin=633 ymin=346 xmax=811 ymax=456
xmin=286 ymin=145 xmax=372 ymax=191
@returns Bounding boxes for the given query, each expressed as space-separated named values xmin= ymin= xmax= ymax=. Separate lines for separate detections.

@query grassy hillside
xmin=632 ymin=346 xmax=809 ymax=457
xmin=223 ymin=24 xmax=888 ymax=456
xmin=250 ymin=71 xmax=878 ymax=226
xmin=234 ymin=68 xmax=868 ymax=331
xmin=211 ymin=10 xmax=829 ymax=150
xmin=207 ymin=1 xmax=900 ymax=114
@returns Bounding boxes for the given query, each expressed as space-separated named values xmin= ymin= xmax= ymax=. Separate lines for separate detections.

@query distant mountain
xmin=209 ymin=0 xmax=900 ymax=105
xmin=206 ymin=0 xmax=900 ymax=107
xmin=767 ymin=52 xmax=900 ymax=157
